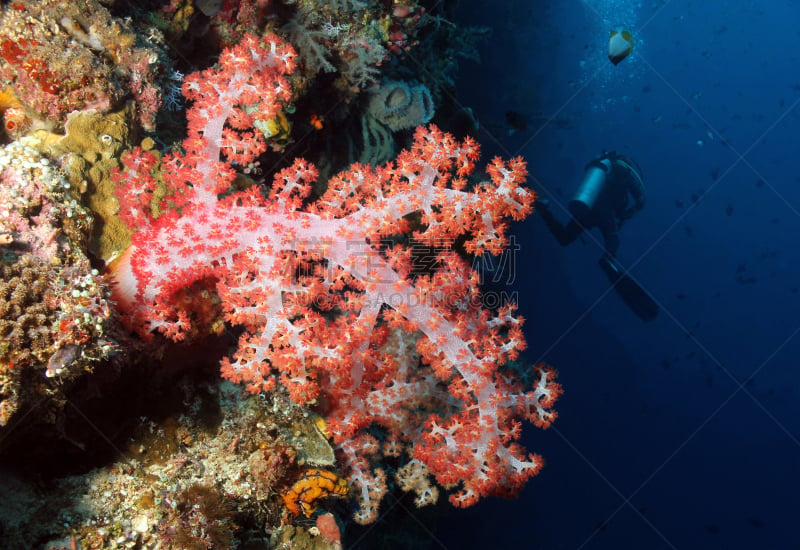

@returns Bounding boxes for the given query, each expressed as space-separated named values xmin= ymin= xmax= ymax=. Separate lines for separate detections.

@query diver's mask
xmin=568 ymin=157 xmax=613 ymax=223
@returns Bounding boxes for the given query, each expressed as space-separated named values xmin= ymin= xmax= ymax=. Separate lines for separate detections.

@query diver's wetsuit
xmin=539 ymin=152 xmax=645 ymax=259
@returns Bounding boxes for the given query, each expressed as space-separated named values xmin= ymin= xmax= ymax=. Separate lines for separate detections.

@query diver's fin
xmin=598 ymin=256 xmax=659 ymax=322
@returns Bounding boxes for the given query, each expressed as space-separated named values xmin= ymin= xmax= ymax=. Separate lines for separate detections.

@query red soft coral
xmin=111 ymin=33 xmax=559 ymax=523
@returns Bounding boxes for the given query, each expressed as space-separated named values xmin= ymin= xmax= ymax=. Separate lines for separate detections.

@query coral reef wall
xmin=0 ymin=1 xmax=551 ymax=548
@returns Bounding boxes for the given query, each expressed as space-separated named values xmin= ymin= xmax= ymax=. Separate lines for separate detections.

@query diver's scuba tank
xmin=568 ymin=156 xmax=613 ymax=223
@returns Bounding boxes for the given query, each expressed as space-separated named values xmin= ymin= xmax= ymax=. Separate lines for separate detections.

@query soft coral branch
xmin=110 ymin=33 xmax=560 ymax=523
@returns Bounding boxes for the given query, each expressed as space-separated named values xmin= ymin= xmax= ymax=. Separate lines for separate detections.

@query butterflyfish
xmin=608 ymin=29 xmax=634 ymax=65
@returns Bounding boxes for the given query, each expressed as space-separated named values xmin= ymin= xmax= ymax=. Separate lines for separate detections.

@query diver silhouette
xmin=537 ymin=151 xmax=658 ymax=321
xmin=537 ymin=151 xmax=645 ymax=259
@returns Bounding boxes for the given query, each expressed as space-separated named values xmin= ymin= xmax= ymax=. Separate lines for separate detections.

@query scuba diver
xmin=537 ymin=151 xmax=659 ymax=321
xmin=537 ymin=151 xmax=644 ymax=260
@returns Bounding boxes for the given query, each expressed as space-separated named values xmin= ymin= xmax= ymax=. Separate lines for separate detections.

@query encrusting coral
xmin=282 ymin=468 xmax=350 ymax=517
xmin=47 ymin=104 xmax=138 ymax=261
xmin=0 ymin=0 xmax=170 ymax=131
xmin=0 ymin=141 xmax=116 ymax=425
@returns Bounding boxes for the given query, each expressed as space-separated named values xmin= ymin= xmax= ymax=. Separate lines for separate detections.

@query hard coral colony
xmin=0 ymin=141 xmax=114 ymax=425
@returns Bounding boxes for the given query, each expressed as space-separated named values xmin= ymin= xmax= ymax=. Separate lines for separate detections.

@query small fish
xmin=608 ymin=28 xmax=634 ymax=65
xmin=308 ymin=109 xmax=324 ymax=130
xmin=46 ymin=344 xmax=80 ymax=378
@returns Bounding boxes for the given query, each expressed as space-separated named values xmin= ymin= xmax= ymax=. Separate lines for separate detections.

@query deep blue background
xmin=422 ymin=1 xmax=800 ymax=548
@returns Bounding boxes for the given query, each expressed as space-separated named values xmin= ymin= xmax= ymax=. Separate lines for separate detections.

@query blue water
xmin=425 ymin=1 xmax=800 ymax=548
